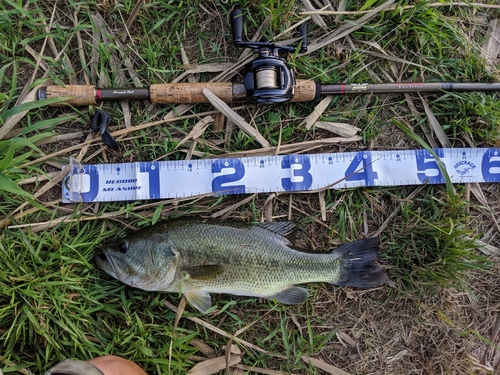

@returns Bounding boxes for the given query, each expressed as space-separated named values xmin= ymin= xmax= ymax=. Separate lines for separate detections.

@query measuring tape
xmin=62 ymin=148 xmax=500 ymax=203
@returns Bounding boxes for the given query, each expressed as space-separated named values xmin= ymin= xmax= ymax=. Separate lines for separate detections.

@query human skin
xmin=88 ymin=356 xmax=148 ymax=375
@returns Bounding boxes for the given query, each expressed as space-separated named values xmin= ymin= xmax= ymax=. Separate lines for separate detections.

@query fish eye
xmin=118 ymin=241 xmax=129 ymax=253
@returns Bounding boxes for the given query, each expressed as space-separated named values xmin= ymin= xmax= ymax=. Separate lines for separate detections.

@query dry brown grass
xmin=2 ymin=1 xmax=500 ymax=374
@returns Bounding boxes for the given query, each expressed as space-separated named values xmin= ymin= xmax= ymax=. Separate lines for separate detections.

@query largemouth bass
xmin=96 ymin=219 xmax=386 ymax=313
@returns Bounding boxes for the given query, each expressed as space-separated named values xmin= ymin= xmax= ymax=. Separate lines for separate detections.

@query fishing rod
xmin=38 ymin=9 xmax=500 ymax=107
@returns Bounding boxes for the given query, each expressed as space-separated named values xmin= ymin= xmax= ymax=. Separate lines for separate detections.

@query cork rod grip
xmin=44 ymin=85 xmax=96 ymax=106
xmin=290 ymin=79 xmax=321 ymax=102
xmin=150 ymin=82 xmax=235 ymax=104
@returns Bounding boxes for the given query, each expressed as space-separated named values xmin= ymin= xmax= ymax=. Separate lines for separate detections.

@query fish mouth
xmin=95 ymin=250 xmax=117 ymax=279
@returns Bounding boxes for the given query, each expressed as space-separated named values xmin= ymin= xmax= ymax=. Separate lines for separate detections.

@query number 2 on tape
xmin=212 ymin=159 xmax=246 ymax=194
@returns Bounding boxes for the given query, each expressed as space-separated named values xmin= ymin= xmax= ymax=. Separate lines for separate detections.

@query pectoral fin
xmin=184 ymin=291 xmax=212 ymax=313
xmin=267 ymin=286 xmax=309 ymax=305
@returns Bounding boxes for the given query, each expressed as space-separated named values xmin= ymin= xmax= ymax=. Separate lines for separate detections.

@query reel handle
xmin=229 ymin=9 xmax=304 ymax=54
xmin=230 ymin=9 xmax=244 ymax=43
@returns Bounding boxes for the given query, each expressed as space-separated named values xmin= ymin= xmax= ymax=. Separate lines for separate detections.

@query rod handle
xmin=150 ymin=82 xmax=242 ymax=103
xmin=230 ymin=9 xmax=244 ymax=43
xmin=38 ymin=80 xmax=320 ymax=106
xmin=290 ymin=80 xmax=321 ymax=102
xmin=39 ymin=85 xmax=96 ymax=106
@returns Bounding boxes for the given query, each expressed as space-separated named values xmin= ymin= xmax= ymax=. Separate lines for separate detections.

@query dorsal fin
xmin=255 ymin=221 xmax=300 ymax=242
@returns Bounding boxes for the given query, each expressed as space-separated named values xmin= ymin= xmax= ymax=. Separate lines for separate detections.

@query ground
xmin=0 ymin=1 xmax=499 ymax=374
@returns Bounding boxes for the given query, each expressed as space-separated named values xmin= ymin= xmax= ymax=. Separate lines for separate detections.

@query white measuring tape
xmin=62 ymin=148 xmax=500 ymax=203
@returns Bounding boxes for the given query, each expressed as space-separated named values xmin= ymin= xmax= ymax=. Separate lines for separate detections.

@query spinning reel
xmin=230 ymin=9 xmax=308 ymax=104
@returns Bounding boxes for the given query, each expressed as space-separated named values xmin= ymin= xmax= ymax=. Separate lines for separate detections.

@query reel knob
xmin=230 ymin=9 xmax=244 ymax=43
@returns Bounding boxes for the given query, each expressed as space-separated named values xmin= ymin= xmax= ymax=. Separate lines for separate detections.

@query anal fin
xmin=268 ymin=286 xmax=309 ymax=305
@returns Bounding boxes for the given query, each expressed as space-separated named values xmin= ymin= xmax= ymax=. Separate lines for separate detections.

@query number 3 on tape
xmin=281 ymin=155 xmax=313 ymax=191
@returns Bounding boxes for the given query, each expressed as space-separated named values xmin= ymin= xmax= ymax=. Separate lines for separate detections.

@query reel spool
xmin=243 ymin=49 xmax=295 ymax=104
xmin=255 ymin=67 xmax=279 ymax=89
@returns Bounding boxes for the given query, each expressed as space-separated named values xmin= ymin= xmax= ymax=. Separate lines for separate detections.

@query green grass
xmin=1 ymin=0 xmax=500 ymax=374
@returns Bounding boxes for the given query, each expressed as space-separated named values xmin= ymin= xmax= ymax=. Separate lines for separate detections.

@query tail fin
xmin=334 ymin=237 xmax=387 ymax=288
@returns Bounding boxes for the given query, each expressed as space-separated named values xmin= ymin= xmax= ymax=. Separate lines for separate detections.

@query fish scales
xmin=166 ymin=221 xmax=344 ymax=294
xmin=96 ymin=219 xmax=386 ymax=313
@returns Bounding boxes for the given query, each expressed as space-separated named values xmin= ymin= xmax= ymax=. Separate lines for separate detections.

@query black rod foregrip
xmin=37 ymin=85 xmax=151 ymax=106
xmin=97 ymin=87 xmax=150 ymax=101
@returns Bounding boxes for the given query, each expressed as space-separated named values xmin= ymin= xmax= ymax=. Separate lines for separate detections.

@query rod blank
xmin=320 ymin=82 xmax=500 ymax=95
